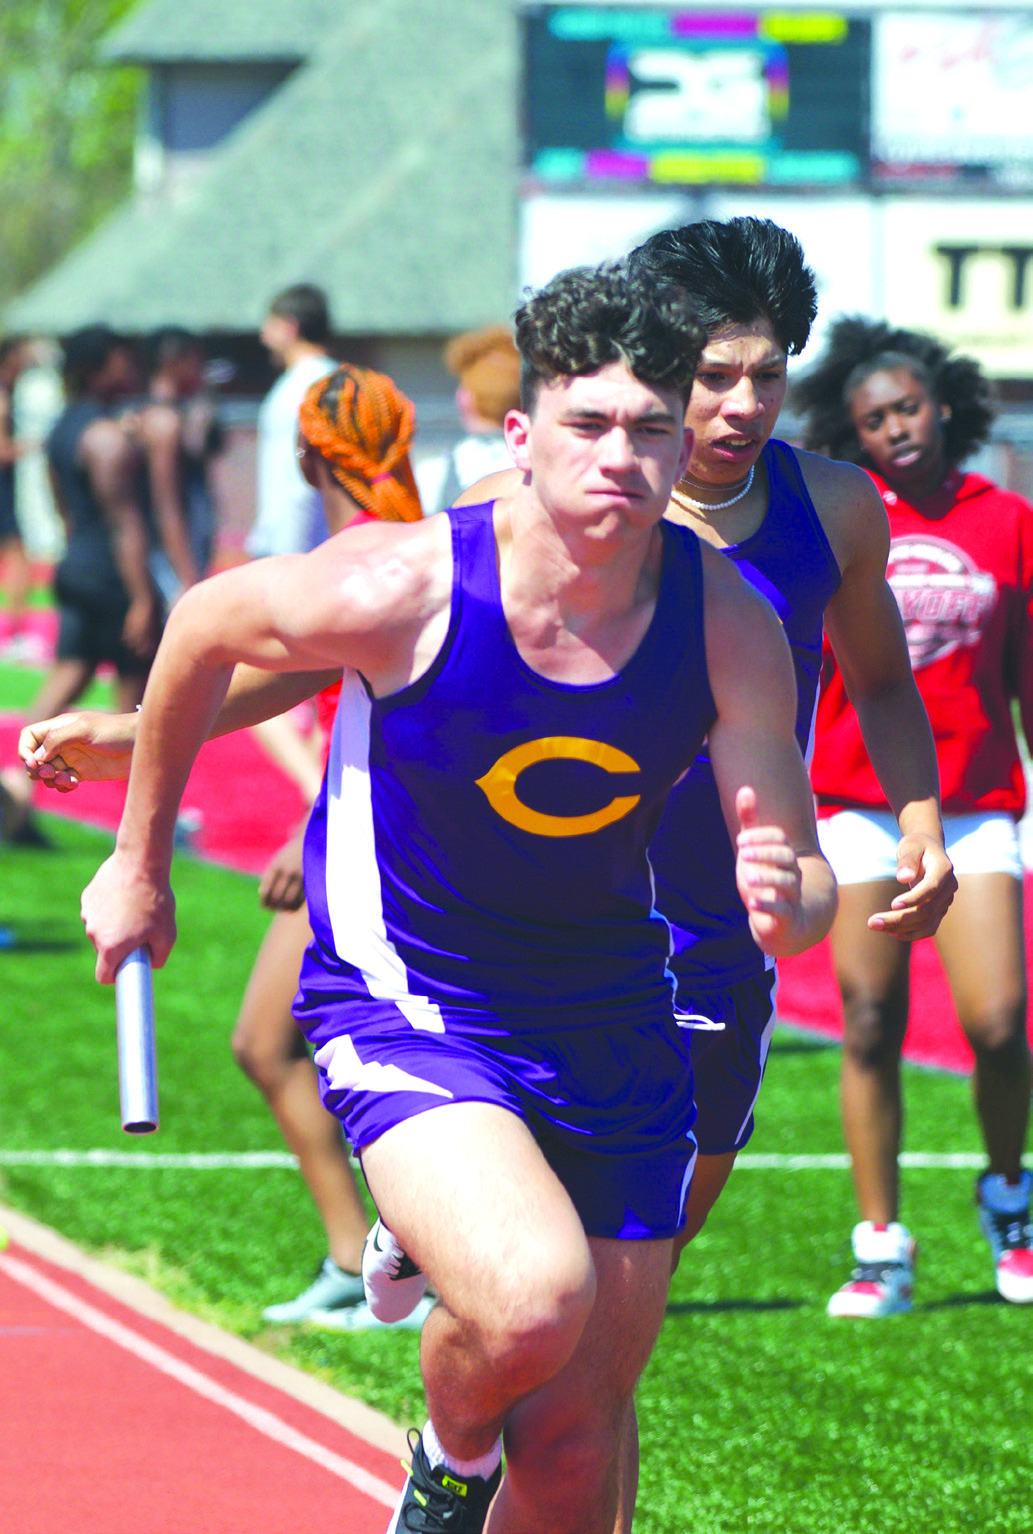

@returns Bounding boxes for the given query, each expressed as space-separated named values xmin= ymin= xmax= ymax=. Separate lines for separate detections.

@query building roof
xmin=6 ymin=0 xmax=519 ymax=337
xmin=99 ymin=0 xmax=364 ymax=63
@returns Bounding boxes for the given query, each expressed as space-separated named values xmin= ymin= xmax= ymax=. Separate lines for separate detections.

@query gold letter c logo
xmin=475 ymin=736 xmax=641 ymax=837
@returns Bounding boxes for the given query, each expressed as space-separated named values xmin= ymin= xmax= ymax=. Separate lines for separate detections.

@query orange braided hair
xmin=297 ymin=363 xmax=423 ymax=522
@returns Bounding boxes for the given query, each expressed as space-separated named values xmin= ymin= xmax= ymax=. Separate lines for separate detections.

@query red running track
xmin=0 ymin=1208 xmax=406 ymax=1534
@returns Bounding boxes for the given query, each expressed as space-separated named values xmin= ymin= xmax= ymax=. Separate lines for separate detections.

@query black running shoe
xmin=386 ymin=1430 xmax=501 ymax=1533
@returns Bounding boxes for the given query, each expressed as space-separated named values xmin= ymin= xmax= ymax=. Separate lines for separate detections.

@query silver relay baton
xmin=115 ymin=947 xmax=159 ymax=1134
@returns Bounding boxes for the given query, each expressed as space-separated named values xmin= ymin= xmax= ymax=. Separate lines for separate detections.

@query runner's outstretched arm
xmin=818 ymin=460 xmax=955 ymax=938
xmin=80 ymin=517 xmax=446 ymax=981
xmin=703 ymin=546 xmax=837 ymax=959
xmin=19 ymin=665 xmax=340 ymax=789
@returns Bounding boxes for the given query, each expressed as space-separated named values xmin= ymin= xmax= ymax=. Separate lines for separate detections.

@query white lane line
xmin=0 ymin=1253 xmax=399 ymax=1508
xmin=0 ymin=1149 xmax=988 ymax=1170
xmin=737 ymin=1152 xmax=987 ymax=1169
xmin=0 ymin=1150 xmax=298 ymax=1169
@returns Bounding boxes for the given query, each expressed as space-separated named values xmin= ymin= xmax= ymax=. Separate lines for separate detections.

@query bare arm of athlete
xmin=799 ymin=451 xmax=956 ymax=939
xmin=79 ymin=515 xmax=452 ymax=982
xmin=702 ymin=546 xmax=837 ymax=958
xmin=142 ymin=404 xmax=199 ymax=591
xmin=19 ymin=665 xmax=339 ymax=790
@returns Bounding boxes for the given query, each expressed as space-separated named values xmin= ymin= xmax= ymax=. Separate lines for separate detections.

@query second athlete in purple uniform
xmin=628 ymin=219 xmax=956 ymax=1253
xmin=427 ymin=220 xmax=955 ymax=1531
xmin=439 ymin=220 xmax=955 ymax=1257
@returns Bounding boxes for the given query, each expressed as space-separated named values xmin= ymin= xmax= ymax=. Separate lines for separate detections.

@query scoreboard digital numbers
xmin=524 ymin=5 xmax=870 ymax=188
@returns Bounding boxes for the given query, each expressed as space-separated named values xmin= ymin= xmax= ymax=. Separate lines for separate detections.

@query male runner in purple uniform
xmin=628 ymin=218 xmax=955 ymax=1258
xmin=81 ymin=263 xmax=838 ymax=1534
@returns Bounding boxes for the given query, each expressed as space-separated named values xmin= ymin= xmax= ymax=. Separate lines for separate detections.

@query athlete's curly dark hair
xmin=514 ymin=263 xmax=704 ymax=410
xmin=627 ymin=217 xmax=816 ymax=357
xmin=791 ymin=315 xmax=996 ymax=468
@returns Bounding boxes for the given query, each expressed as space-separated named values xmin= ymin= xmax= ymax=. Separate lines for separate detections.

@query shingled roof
xmin=99 ymin=0 xmax=347 ymax=61
xmin=5 ymin=0 xmax=519 ymax=336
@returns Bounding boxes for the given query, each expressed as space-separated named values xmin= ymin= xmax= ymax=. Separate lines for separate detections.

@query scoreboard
xmin=523 ymin=5 xmax=1033 ymax=191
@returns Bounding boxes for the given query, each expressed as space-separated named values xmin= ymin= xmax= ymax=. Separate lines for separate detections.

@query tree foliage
xmin=0 ymin=0 xmax=142 ymax=308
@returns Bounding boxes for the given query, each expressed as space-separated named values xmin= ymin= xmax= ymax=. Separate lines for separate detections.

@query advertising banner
xmin=881 ymin=200 xmax=1033 ymax=377
xmin=873 ymin=13 xmax=1033 ymax=188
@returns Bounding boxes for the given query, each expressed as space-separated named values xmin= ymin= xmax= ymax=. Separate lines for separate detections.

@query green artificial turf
xmin=0 ymin=657 xmax=118 ymax=714
xmin=1 ymin=815 xmax=1031 ymax=1530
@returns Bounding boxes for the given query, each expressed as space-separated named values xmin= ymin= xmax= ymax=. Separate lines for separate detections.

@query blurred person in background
xmin=795 ymin=317 xmax=1033 ymax=1314
xmin=1 ymin=325 xmax=161 ymax=845
xmin=137 ymin=326 xmax=225 ymax=603
xmin=244 ymin=284 xmax=339 ymax=813
xmin=417 ymin=323 xmax=521 ymax=515
xmin=243 ymin=361 xmax=428 ymax=1326
xmin=0 ymin=336 xmax=37 ymax=658
xmin=20 ymin=361 xmax=428 ymax=1331
xmin=247 ymin=284 xmax=336 ymax=560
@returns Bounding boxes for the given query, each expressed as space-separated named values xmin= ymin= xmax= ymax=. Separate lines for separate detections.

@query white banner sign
xmin=874 ymin=13 xmax=1033 ymax=166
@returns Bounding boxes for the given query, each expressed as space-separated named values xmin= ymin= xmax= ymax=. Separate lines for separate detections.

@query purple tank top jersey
xmin=652 ymin=439 xmax=841 ymax=988
xmin=298 ymin=500 xmax=716 ymax=1028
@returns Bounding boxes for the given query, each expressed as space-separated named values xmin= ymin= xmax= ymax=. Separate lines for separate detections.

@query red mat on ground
xmin=2 ymin=715 xmax=308 ymax=877
xmin=0 ymin=1237 xmax=401 ymax=1534
xmin=777 ymin=880 xmax=1033 ymax=1075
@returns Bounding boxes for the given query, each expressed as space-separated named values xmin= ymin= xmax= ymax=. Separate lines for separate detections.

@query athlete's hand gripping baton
xmin=115 ymin=947 xmax=159 ymax=1134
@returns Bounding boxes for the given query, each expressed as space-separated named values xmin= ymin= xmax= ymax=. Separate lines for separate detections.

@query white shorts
xmin=817 ymin=808 xmax=1023 ymax=884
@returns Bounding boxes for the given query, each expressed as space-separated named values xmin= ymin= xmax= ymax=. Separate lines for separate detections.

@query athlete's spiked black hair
xmin=514 ymin=263 xmax=704 ymax=411
xmin=627 ymin=216 xmax=816 ymax=357
xmin=791 ymin=315 xmax=995 ymax=468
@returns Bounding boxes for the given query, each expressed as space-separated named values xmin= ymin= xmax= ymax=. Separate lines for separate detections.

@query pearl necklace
xmin=671 ymin=464 xmax=755 ymax=513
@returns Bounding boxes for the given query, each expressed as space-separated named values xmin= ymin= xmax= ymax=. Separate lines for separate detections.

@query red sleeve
xmin=316 ymin=681 xmax=342 ymax=767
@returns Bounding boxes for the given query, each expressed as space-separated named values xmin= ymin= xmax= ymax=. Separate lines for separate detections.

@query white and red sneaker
xmin=976 ymin=1170 xmax=1033 ymax=1304
xmin=827 ymin=1221 xmax=916 ymax=1318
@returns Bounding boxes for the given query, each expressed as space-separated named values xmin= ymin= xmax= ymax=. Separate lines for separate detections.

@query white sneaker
xmin=261 ymin=1256 xmax=364 ymax=1324
xmin=308 ymin=1295 xmax=436 ymax=1332
xmin=977 ymin=1171 xmax=1033 ymax=1304
xmin=362 ymin=1217 xmax=430 ymax=1322
xmin=827 ymin=1221 xmax=916 ymax=1318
